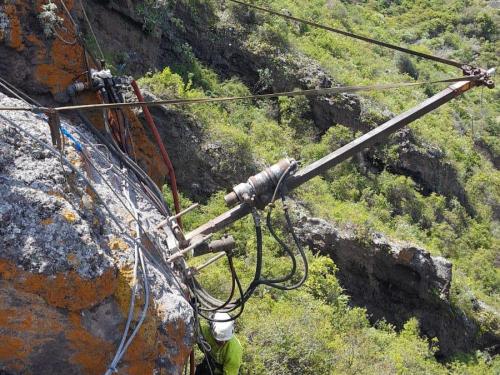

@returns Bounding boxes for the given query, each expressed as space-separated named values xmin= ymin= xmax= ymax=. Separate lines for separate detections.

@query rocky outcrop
xmin=294 ymin=215 xmax=483 ymax=358
xmin=1 ymin=0 xmax=472 ymax=208
xmin=0 ymin=93 xmax=194 ymax=374
xmin=365 ymin=128 xmax=474 ymax=215
xmin=0 ymin=1 xmax=172 ymax=188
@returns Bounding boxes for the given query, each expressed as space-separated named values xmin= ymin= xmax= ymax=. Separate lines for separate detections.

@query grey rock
xmin=294 ymin=214 xmax=481 ymax=357
xmin=0 ymin=93 xmax=194 ymax=374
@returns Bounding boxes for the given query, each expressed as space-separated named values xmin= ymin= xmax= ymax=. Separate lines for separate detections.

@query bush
xmin=138 ymin=67 xmax=186 ymax=97
xmin=395 ymin=54 xmax=419 ymax=80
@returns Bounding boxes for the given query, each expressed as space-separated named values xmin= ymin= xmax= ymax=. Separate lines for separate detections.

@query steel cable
xmin=227 ymin=0 xmax=466 ymax=69
xmin=0 ymin=75 xmax=483 ymax=113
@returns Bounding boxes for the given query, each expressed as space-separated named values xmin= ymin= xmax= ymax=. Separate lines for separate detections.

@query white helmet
xmin=211 ymin=312 xmax=235 ymax=341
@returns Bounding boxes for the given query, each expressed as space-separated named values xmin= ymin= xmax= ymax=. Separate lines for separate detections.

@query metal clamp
xmin=462 ymin=66 xmax=495 ymax=89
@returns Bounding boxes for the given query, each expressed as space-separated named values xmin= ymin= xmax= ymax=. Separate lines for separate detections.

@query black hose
xmin=197 ymin=253 xmax=237 ymax=312
xmin=258 ymin=207 xmax=297 ymax=284
xmin=191 ymin=254 xmax=245 ymax=322
xmin=258 ymin=196 xmax=308 ymax=290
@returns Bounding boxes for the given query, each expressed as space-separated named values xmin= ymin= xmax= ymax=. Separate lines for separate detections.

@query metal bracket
xmin=462 ymin=65 xmax=495 ymax=89
xmin=46 ymin=109 xmax=62 ymax=150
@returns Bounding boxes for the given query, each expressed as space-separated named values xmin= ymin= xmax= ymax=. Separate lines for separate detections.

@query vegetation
xmin=139 ymin=0 xmax=499 ymax=373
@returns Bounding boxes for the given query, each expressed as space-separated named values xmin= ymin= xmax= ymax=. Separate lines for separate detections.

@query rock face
xmin=0 ymin=1 xmax=171 ymax=187
xmin=379 ymin=128 xmax=474 ymax=215
xmin=295 ymin=215 xmax=479 ymax=357
xmin=0 ymin=94 xmax=194 ymax=374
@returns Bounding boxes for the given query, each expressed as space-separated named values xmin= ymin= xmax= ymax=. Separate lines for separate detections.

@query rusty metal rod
xmin=168 ymin=234 xmax=213 ymax=262
xmin=193 ymin=252 xmax=227 ymax=273
xmin=186 ymin=74 xmax=491 ymax=242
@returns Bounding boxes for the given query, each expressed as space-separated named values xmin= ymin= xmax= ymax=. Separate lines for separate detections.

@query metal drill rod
xmin=193 ymin=253 xmax=227 ymax=274
xmin=155 ymin=203 xmax=200 ymax=230
xmin=168 ymin=234 xmax=214 ymax=262
xmin=186 ymin=70 xmax=494 ymax=242
xmin=289 ymin=80 xmax=474 ymax=188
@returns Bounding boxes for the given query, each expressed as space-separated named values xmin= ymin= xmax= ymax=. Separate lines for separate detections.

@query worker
xmin=195 ymin=312 xmax=243 ymax=375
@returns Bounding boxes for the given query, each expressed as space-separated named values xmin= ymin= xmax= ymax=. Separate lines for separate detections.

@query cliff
xmin=0 ymin=93 xmax=193 ymax=374
xmin=0 ymin=0 xmax=498 ymax=373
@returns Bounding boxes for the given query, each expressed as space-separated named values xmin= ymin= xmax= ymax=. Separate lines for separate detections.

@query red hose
xmin=190 ymin=350 xmax=195 ymax=375
xmin=131 ymin=80 xmax=182 ymax=227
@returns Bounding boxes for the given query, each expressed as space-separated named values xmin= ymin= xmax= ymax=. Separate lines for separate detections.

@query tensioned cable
xmin=0 ymin=76 xmax=43 ymax=107
xmin=227 ymin=0 xmax=466 ymax=69
xmin=78 ymin=0 xmax=105 ymax=61
xmin=0 ymin=75 xmax=482 ymax=113
xmin=52 ymin=75 xmax=480 ymax=111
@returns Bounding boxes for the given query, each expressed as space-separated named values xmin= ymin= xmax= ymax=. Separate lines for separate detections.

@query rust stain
xmin=0 ymin=259 xmax=117 ymax=310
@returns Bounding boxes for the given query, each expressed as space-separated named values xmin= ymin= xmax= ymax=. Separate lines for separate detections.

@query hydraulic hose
xmin=131 ymin=80 xmax=182 ymax=227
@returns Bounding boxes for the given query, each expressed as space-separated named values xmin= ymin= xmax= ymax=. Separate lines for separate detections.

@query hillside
xmin=0 ymin=0 xmax=498 ymax=374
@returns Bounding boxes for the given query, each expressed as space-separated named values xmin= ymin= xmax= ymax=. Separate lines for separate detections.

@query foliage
xmin=145 ymin=0 xmax=500 ymax=372
xmin=38 ymin=2 xmax=63 ymax=38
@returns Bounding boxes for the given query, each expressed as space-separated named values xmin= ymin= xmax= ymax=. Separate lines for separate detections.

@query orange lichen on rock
xmin=0 ymin=282 xmax=65 ymax=372
xmin=66 ymin=312 xmax=115 ymax=374
xmin=62 ymin=208 xmax=77 ymax=223
xmin=111 ymin=264 xmax=170 ymax=374
xmin=41 ymin=217 xmax=54 ymax=225
xmin=119 ymin=323 xmax=158 ymax=375
xmin=0 ymin=335 xmax=26 ymax=371
xmin=25 ymin=33 xmax=45 ymax=60
xmin=0 ymin=259 xmax=117 ymax=310
xmin=125 ymin=108 xmax=169 ymax=186
xmin=3 ymin=4 xmax=25 ymax=51
xmin=0 ymin=308 xmax=33 ymax=332
xmin=35 ymin=42 xmax=86 ymax=97
xmin=109 ymin=237 xmax=129 ymax=251
xmin=164 ymin=320 xmax=192 ymax=370
xmin=67 ymin=253 xmax=80 ymax=267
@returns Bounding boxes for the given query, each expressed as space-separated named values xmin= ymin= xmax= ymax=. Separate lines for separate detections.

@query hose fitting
xmin=224 ymin=158 xmax=294 ymax=208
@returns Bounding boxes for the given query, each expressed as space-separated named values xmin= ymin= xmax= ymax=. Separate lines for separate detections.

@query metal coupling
xmin=193 ymin=235 xmax=236 ymax=257
xmin=67 ymin=82 xmax=88 ymax=98
xmin=462 ymin=66 xmax=496 ymax=89
xmin=224 ymin=158 xmax=294 ymax=208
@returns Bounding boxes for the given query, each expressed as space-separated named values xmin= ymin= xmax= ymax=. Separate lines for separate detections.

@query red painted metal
xmin=131 ymin=80 xmax=182 ymax=227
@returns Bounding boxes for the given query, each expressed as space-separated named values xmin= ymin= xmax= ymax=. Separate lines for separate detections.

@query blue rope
xmin=61 ymin=126 xmax=83 ymax=152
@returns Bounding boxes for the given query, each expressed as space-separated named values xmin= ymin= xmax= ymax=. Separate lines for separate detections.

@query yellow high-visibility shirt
xmin=200 ymin=323 xmax=243 ymax=375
